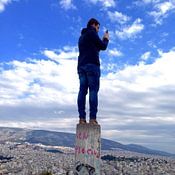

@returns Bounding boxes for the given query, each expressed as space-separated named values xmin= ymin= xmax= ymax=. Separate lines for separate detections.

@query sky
xmin=0 ymin=0 xmax=175 ymax=154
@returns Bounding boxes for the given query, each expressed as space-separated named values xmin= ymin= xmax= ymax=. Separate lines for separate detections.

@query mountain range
xmin=0 ymin=127 xmax=174 ymax=157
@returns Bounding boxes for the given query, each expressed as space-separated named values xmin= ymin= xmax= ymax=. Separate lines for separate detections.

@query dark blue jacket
xmin=78 ymin=26 xmax=109 ymax=68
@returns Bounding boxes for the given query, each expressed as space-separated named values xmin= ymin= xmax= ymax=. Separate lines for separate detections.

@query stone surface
xmin=74 ymin=124 xmax=101 ymax=175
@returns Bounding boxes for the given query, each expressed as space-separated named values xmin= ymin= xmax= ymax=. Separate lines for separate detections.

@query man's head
xmin=87 ymin=18 xmax=100 ymax=32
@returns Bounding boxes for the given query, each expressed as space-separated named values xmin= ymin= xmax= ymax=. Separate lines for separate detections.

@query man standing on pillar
xmin=77 ymin=18 xmax=109 ymax=125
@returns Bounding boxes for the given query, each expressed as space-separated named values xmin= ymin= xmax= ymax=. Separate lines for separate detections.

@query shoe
xmin=89 ymin=119 xmax=98 ymax=125
xmin=79 ymin=119 xmax=86 ymax=124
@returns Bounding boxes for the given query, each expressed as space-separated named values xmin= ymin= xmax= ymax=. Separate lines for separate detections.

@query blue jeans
xmin=77 ymin=64 xmax=100 ymax=120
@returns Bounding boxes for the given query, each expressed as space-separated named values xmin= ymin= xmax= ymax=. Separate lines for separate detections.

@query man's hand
xmin=103 ymin=31 xmax=109 ymax=40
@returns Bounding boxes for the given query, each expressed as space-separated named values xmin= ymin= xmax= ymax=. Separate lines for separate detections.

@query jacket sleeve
xmin=90 ymin=31 xmax=109 ymax=50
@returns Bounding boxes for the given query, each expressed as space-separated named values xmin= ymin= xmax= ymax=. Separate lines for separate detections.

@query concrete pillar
xmin=74 ymin=123 xmax=101 ymax=175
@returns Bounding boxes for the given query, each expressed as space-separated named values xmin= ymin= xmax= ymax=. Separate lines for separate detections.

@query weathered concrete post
xmin=74 ymin=123 xmax=101 ymax=175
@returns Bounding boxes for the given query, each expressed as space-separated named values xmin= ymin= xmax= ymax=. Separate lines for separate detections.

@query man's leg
xmin=87 ymin=65 xmax=100 ymax=121
xmin=77 ymin=72 xmax=88 ymax=121
xmin=88 ymin=76 xmax=100 ymax=120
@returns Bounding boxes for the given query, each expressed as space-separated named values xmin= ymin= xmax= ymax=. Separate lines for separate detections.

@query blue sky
xmin=1 ymin=0 xmax=175 ymax=154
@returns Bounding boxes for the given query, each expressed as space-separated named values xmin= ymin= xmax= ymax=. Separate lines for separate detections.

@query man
xmin=77 ymin=18 xmax=109 ymax=125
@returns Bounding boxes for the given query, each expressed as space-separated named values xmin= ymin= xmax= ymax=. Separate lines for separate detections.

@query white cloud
xmin=0 ymin=55 xmax=78 ymax=106
xmin=59 ymin=0 xmax=76 ymax=10
xmin=43 ymin=46 xmax=78 ymax=62
xmin=89 ymin=0 xmax=116 ymax=8
xmin=106 ymin=49 xmax=175 ymax=91
xmin=108 ymin=48 xmax=123 ymax=57
xmin=108 ymin=11 xmax=130 ymax=24
xmin=149 ymin=1 xmax=175 ymax=25
xmin=101 ymin=0 xmax=116 ymax=8
xmin=115 ymin=18 xmax=144 ymax=40
xmin=1 ymin=48 xmax=175 ymax=153
xmin=141 ymin=51 xmax=151 ymax=61
xmin=0 ymin=0 xmax=11 ymax=12
xmin=134 ymin=0 xmax=160 ymax=6
xmin=101 ymin=62 xmax=118 ymax=73
xmin=157 ymin=1 xmax=174 ymax=14
xmin=142 ymin=0 xmax=160 ymax=4
xmin=0 ymin=45 xmax=78 ymax=108
xmin=136 ymin=0 xmax=175 ymax=25
xmin=98 ymin=48 xmax=175 ymax=152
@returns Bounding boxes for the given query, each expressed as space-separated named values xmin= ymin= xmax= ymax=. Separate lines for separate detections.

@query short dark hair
xmin=87 ymin=18 xmax=100 ymax=28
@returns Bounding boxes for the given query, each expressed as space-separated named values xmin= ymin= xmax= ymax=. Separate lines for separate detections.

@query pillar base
xmin=74 ymin=123 xmax=101 ymax=175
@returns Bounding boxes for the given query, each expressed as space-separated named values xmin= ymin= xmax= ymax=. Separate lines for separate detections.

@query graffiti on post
xmin=75 ymin=146 xmax=100 ymax=159
xmin=75 ymin=131 xmax=100 ymax=159
xmin=74 ymin=161 xmax=97 ymax=175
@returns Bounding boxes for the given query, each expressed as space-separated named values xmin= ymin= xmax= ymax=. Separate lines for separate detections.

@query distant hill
xmin=26 ymin=130 xmax=75 ymax=147
xmin=0 ymin=127 xmax=174 ymax=157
